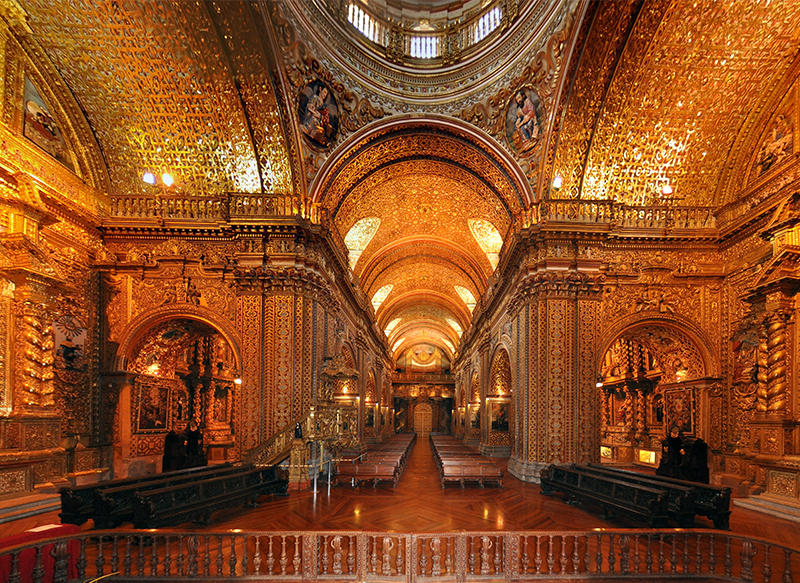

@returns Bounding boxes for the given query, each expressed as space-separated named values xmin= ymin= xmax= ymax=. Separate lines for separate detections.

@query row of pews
xmin=541 ymin=463 xmax=731 ymax=529
xmin=59 ymin=463 xmax=287 ymax=529
xmin=430 ymin=435 xmax=504 ymax=489
xmin=335 ymin=433 xmax=417 ymax=487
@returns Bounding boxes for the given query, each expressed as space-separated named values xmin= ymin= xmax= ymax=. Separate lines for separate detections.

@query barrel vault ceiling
xmin=16 ymin=0 xmax=800 ymax=361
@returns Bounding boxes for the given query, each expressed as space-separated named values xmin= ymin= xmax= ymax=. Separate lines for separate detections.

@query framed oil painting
xmin=664 ymin=387 xmax=694 ymax=436
xmin=23 ymin=77 xmax=73 ymax=170
xmin=469 ymin=407 xmax=480 ymax=429
xmin=490 ymin=401 xmax=509 ymax=432
xmin=505 ymin=87 xmax=543 ymax=157
xmin=137 ymin=382 xmax=170 ymax=432
xmin=298 ymin=80 xmax=339 ymax=150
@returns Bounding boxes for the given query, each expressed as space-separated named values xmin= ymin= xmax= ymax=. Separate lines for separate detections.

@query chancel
xmin=1 ymin=0 xmax=800 ymax=581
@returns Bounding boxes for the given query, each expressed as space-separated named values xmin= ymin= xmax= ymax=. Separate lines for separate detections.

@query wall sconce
xmin=552 ymin=175 xmax=563 ymax=190
xmin=595 ymin=376 xmax=604 ymax=388
xmin=234 ymin=377 xmax=243 ymax=385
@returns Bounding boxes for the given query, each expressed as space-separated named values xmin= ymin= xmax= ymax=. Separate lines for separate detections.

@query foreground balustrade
xmin=1 ymin=530 xmax=796 ymax=582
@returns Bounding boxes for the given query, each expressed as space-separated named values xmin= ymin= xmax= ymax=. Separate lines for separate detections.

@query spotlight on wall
xmin=552 ymin=175 xmax=563 ymax=190
xmin=162 ymin=173 xmax=174 ymax=187
xmin=142 ymin=172 xmax=156 ymax=185
xmin=661 ymin=183 xmax=673 ymax=196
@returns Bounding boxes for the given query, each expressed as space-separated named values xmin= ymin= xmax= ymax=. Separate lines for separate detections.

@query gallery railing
xmin=518 ymin=200 xmax=717 ymax=233
xmin=2 ymin=529 xmax=797 ymax=583
xmin=108 ymin=193 xmax=320 ymax=223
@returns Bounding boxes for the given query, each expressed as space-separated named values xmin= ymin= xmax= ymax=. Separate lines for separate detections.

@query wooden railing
xmin=518 ymin=200 xmax=717 ymax=233
xmin=1 ymin=529 xmax=797 ymax=582
xmin=246 ymin=412 xmax=314 ymax=467
xmin=108 ymin=193 xmax=321 ymax=223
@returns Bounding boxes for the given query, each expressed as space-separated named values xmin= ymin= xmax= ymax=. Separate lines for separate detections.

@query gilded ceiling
xmin=552 ymin=0 xmax=800 ymax=207
xmin=12 ymin=0 xmax=800 ymax=363
xmin=20 ymin=0 xmax=292 ymax=197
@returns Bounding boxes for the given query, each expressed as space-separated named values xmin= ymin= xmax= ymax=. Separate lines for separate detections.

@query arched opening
xmin=364 ymin=371 xmax=377 ymax=441
xmin=486 ymin=347 xmax=513 ymax=456
xmin=597 ymin=322 xmax=714 ymax=482
xmin=115 ymin=317 xmax=239 ymax=477
xmin=466 ymin=372 xmax=481 ymax=443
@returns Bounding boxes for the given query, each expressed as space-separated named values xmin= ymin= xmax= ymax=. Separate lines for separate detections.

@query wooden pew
xmin=335 ymin=462 xmax=400 ymax=487
xmin=92 ymin=464 xmax=243 ymax=528
xmin=541 ymin=464 xmax=670 ymax=528
xmin=588 ymin=464 xmax=732 ymax=529
xmin=335 ymin=434 xmax=416 ymax=488
xmin=439 ymin=462 xmax=504 ymax=489
xmin=430 ymin=435 xmax=504 ymax=489
xmin=59 ymin=464 xmax=228 ymax=526
xmin=576 ymin=464 xmax=696 ymax=527
xmin=131 ymin=466 xmax=287 ymax=528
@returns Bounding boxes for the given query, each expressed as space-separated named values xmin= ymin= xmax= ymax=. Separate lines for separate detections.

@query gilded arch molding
xmin=312 ymin=115 xmax=535 ymax=215
xmin=596 ymin=312 xmax=718 ymax=380
xmin=113 ymin=304 xmax=242 ymax=373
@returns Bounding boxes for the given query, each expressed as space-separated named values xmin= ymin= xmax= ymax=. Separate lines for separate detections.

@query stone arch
xmin=365 ymin=371 xmax=376 ymax=403
xmin=469 ymin=371 xmax=481 ymax=403
xmin=596 ymin=312 xmax=718 ymax=467
xmin=312 ymin=114 xmax=534 ymax=212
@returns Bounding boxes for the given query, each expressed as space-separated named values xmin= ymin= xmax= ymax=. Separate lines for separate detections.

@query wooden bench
xmin=541 ymin=464 xmax=670 ymax=528
xmin=576 ymin=464 xmax=696 ymax=527
xmin=335 ymin=434 xmax=416 ymax=488
xmin=440 ymin=463 xmax=504 ymax=489
xmin=131 ymin=466 xmax=287 ymax=528
xmin=430 ymin=436 xmax=504 ymax=489
xmin=335 ymin=462 xmax=400 ymax=487
xmin=59 ymin=464 xmax=228 ymax=526
xmin=92 ymin=464 xmax=243 ymax=528
xmin=588 ymin=464 xmax=732 ymax=529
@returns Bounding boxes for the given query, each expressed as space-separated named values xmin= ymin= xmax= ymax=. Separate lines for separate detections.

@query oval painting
xmin=298 ymin=80 xmax=339 ymax=150
xmin=505 ymin=87 xmax=543 ymax=157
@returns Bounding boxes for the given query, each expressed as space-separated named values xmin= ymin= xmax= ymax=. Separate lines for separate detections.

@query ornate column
xmin=0 ymin=193 xmax=71 ymax=492
xmin=506 ymin=260 xmax=604 ymax=482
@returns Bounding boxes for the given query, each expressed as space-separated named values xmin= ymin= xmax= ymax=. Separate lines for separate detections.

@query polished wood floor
xmin=5 ymin=437 xmax=799 ymax=547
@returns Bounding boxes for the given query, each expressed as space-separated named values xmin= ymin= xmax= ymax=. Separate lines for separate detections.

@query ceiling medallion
xmin=505 ymin=86 xmax=544 ymax=158
xmin=298 ymin=79 xmax=340 ymax=150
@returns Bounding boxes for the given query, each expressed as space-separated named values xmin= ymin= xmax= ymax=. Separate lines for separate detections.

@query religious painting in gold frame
xmin=298 ymin=80 xmax=339 ymax=150
xmin=505 ymin=87 xmax=543 ymax=157
xmin=22 ymin=76 xmax=74 ymax=170
xmin=663 ymin=387 xmax=694 ymax=437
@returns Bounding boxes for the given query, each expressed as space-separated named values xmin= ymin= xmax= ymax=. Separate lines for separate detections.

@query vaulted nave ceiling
xmin=13 ymin=0 xmax=800 ymax=361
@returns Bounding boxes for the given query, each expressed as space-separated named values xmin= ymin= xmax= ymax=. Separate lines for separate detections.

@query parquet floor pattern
xmin=183 ymin=438 xmax=797 ymax=545
xmin=5 ymin=437 xmax=799 ymax=548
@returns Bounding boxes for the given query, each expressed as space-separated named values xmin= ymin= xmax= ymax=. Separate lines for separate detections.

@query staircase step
xmin=0 ymin=494 xmax=62 ymax=525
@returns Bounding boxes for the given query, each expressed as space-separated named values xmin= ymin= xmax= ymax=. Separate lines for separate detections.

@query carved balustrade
xmin=518 ymin=200 xmax=716 ymax=233
xmin=109 ymin=193 xmax=318 ymax=222
xmin=1 ymin=529 xmax=797 ymax=582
